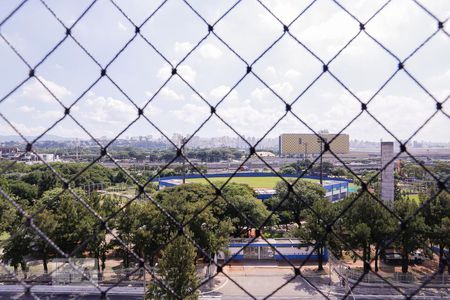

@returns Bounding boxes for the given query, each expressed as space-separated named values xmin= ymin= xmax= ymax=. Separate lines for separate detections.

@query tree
xmin=85 ymin=193 xmax=121 ymax=278
xmin=370 ymin=204 xmax=395 ymax=272
xmin=279 ymin=166 xmax=297 ymax=174
xmin=6 ymin=180 xmax=38 ymax=203
xmin=268 ymin=180 xmax=326 ymax=226
xmin=330 ymin=167 xmax=351 ymax=177
xmin=421 ymin=189 xmax=450 ymax=273
xmin=1 ymin=182 xmax=33 ymax=274
xmin=0 ymin=180 xmax=16 ymax=234
xmin=146 ymin=232 xmax=199 ymax=300
xmin=294 ymin=197 xmax=340 ymax=271
xmin=31 ymin=209 xmax=58 ymax=273
xmin=115 ymin=199 xmax=167 ymax=268
xmin=436 ymin=217 xmax=450 ymax=274
xmin=116 ymin=203 xmax=139 ymax=269
xmin=2 ymin=225 xmax=32 ymax=275
xmin=341 ymin=192 xmax=395 ymax=272
xmin=131 ymin=202 xmax=165 ymax=265
xmin=394 ymin=196 xmax=428 ymax=273
xmin=154 ymin=184 xmax=233 ymax=256
xmin=431 ymin=161 xmax=450 ymax=181
xmin=113 ymin=171 xmax=129 ymax=184
xmin=31 ymin=188 xmax=93 ymax=272
xmin=215 ymin=183 xmax=274 ymax=237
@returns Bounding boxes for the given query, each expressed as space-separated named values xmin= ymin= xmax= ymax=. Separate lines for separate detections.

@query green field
xmin=186 ymin=176 xmax=316 ymax=189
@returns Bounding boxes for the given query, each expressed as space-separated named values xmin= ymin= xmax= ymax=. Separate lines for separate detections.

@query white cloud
xmin=21 ymin=77 xmax=72 ymax=103
xmin=18 ymin=106 xmax=36 ymax=113
xmin=81 ymin=96 xmax=136 ymax=124
xmin=117 ymin=21 xmax=127 ymax=31
xmin=35 ymin=110 xmax=63 ymax=120
xmin=271 ymin=82 xmax=293 ymax=98
xmin=251 ymin=87 xmax=269 ymax=101
xmin=8 ymin=122 xmax=46 ymax=136
xmin=190 ymin=93 xmax=205 ymax=104
xmin=250 ymin=82 xmax=294 ymax=101
xmin=300 ymin=12 xmax=356 ymax=46
xmin=144 ymin=103 xmax=162 ymax=117
xmin=210 ymin=86 xmax=239 ymax=104
xmin=177 ymin=65 xmax=197 ymax=83
xmin=219 ymin=100 xmax=282 ymax=136
xmin=172 ymin=103 xmax=209 ymax=124
xmin=157 ymin=65 xmax=196 ymax=83
xmin=265 ymin=66 xmax=277 ymax=76
xmin=145 ymin=91 xmax=153 ymax=98
xmin=284 ymin=69 xmax=301 ymax=79
xmin=160 ymin=87 xmax=184 ymax=101
xmin=157 ymin=65 xmax=171 ymax=79
xmin=210 ymin=85 xmax=231 ymax=100
xmin=174 ymin=42 xmax=193 ymax=54
xmin=0 ymin=2 xmax=448 ymax=141
xmin=199 ymin=43 xmax=223 ymax=59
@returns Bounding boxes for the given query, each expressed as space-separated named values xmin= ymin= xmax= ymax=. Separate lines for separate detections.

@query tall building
xmin=278 ymin=133 xmax=349 ymax=156
xmin=380 ymin=141 xmax=395 ymax=202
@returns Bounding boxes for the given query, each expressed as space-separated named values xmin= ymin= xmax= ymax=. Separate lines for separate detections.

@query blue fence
xmin=226 ymin=241 xmax=329 ymax=261
xmin=155 ymin=172 xmax=353 ymax=182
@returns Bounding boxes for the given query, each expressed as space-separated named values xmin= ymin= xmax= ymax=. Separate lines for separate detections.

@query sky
xmin=0 ymin=0 xmax=449 ymax=144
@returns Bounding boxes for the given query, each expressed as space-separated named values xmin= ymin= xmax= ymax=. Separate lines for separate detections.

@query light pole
xmin=317 ymin=137 xmax=323 ymax=185
xmin=181 ymin=137 xmax=187 ymax=184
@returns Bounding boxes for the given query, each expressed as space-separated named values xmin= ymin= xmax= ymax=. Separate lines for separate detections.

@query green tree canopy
xmin=268 ymin=180 xmax=326 ymax=226
xmin=294 ymin=197 xmax=340 ymax=270
xmin=394 ymin=196 xmax=428 ymax=273
xmin=146 ymin=231 xmax=199 ymax=300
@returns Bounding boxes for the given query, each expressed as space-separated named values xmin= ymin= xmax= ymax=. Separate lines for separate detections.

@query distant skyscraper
xmin=381 ymin=142 xmax=395 ymax=202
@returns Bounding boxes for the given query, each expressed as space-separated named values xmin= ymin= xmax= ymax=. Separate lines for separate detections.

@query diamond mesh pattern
xmin=0 ymin=0 xmax=449 ymax=299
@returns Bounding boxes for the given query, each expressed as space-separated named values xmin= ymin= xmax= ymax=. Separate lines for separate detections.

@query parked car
xmin=384 ymin=249 xmax=426 ymax=265
xmin=409 ymin=250 xmax=426 ymax=264
xmin=384 ymin=249 xmax=403 ymax=264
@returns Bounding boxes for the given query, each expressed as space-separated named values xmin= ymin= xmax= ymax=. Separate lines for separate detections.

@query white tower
xmin=380 ymin=142 xmax=395 ymax=201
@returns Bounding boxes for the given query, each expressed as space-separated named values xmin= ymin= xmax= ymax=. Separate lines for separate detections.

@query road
xmin=0 ymin=273 xmax=448 ymax=299
xmin=0 ymin=285 xmax=143 ymax=299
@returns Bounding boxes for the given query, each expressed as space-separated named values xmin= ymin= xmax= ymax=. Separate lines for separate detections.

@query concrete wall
xmin=381 ymin=142 xmax=395 ymax=201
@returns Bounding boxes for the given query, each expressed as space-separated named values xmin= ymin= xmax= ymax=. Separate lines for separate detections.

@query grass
xmin=186 ymin=176 xmax=317 ymax=189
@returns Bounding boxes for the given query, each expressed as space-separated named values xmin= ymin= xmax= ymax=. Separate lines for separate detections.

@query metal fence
xmin=0 ymin=0 xmax=449 ymax=299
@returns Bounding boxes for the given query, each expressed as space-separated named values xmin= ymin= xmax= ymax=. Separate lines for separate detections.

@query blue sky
xmin=0 ymin=0 xmax=449 ymax=143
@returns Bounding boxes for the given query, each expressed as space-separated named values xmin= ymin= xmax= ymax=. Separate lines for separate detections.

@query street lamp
xmin=181 ymin=137 xmax=187 ymax=184
xmin=317 ymin=137 xmax=323 ymax=185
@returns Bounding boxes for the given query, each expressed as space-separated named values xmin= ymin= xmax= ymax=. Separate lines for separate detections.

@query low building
xmin=0 ymin=147 xmax=19 ymax=159
xmin=255 ymin=151 xmax=276 ymax=157
xmin=38 ymin=153 xmax=56 ymax=162
xmin=218 ymin=238 xmax=328 ymax=261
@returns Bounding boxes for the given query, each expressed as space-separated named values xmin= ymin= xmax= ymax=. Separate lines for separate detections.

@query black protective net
xmin=0 ymin=0 xmax=449 ymax=299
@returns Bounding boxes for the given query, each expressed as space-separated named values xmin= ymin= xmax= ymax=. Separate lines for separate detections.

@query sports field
xmin=186 ymin=176 xmax=316 ymax=189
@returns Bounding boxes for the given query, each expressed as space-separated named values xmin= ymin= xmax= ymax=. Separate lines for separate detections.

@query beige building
xmin=279 ymin=133 xmax=349 ymax=156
